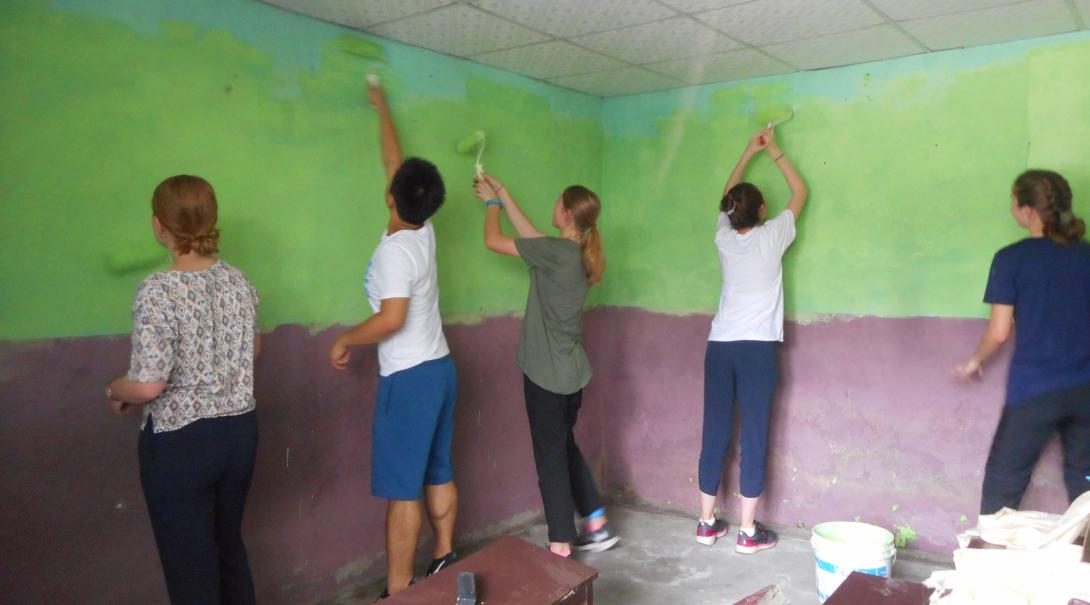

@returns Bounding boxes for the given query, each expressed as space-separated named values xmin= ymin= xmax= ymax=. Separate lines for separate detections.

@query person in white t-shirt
xmin=328 ymin=79 xmax=458 ymax=599
xmin=695 ymin=127 xmax=808 ymax=555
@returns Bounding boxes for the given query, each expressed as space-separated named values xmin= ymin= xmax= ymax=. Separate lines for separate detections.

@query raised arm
xmin=473 ymin=177 xmax=520 ymax=257
xmin=367 ymin=79 xmax=403 ymax=183
xmin=763 ymin=129 xmax=808 ymax=218
xmin=723 ymin=131 xmax=768 ymax=197
xmin=482 ymin=174 xmax=544 ymax=239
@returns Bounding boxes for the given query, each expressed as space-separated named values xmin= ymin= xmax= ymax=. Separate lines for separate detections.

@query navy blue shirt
xmin=984 ymin=238 xmax=1090 ymax=406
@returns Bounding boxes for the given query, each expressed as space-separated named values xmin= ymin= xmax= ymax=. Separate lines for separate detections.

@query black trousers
xmin=523 ymin=375 xmax=603 ymax=543
xmin=139 ymin=411 xmax=259 ymax=605
xmin=981 ymin=382 xmax=1090 ymax=514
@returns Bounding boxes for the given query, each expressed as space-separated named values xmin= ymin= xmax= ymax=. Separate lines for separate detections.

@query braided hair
xmin=1012 ymin=170 xmax=1086 ymax=245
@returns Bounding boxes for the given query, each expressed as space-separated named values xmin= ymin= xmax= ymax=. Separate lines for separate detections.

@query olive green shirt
xmin=514 ymin=237 xmax=592 ymax=395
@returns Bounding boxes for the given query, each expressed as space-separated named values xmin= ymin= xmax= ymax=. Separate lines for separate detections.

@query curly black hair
xmin=390 ymin=157 xmax=445 ymax=225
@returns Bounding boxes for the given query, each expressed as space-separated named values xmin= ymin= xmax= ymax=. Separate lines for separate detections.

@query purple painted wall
xmin=584 ymin=308 xmax=1069 ymax=553
xmin=0 ymin=318 xmax=601 ymax=605
xmin=0 ymin=309 xmax=1073 ymax=604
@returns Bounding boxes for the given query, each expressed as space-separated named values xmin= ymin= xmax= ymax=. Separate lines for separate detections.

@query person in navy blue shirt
xmin=955 ymin=169 xmax=1090 ymax=514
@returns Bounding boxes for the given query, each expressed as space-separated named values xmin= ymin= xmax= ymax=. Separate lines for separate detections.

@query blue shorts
xmin=372 ymin=355 xmax=458 ymax=500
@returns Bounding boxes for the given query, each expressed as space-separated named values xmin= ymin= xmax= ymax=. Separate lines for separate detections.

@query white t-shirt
xmin=708 ymin=209 xmax=797 ymax=343
xmin=364 ymin=221 xmax=449 ymax=376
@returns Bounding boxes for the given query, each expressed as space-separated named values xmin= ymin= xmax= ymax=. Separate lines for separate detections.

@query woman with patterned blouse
xmin=104 ymin=175 xmax=261 ymax=605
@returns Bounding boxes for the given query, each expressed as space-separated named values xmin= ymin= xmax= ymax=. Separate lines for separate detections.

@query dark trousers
xmin=698 ymin=340 xmax=779 ymax=499
xmin=523 ymin=375 xmax=603 ymax=543
xmin=139 ymin=411 xmax=259 ymax=605
xmin=981 ymin=382 xmax=1090 ymax=514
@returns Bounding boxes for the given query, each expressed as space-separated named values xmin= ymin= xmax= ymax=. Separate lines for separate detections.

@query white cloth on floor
xmin=925 ymin=491 xmax=1090 ymax=605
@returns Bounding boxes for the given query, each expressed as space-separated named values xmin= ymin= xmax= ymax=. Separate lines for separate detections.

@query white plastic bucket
xmin=811 ymin=521 xmax=897 ymax=603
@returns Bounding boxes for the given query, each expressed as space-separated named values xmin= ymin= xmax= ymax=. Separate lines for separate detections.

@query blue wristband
xmin=485 ymin=198 xmax=503 ymax=208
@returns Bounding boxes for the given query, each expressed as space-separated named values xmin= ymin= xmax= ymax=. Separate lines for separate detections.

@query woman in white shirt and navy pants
xmin=694 ymin=128 xmax=808 ymax=554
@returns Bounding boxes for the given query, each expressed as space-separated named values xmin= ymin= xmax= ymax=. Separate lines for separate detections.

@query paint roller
xmin=754 ymin=104 xmax=794 ymax=146
xmin=456 ymin=130 xmax=487 ymax=178
xmin=105 ymin=241 xmax=168 ymax=275
xmin=335 ymin=35 xmax=385 ymax=66
xmin=336 ymin=35 xmax=387 ymax=87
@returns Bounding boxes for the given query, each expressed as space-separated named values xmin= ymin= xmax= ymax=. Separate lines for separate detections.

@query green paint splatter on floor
xmin=894 ymin=525 xmax=918 ymax=549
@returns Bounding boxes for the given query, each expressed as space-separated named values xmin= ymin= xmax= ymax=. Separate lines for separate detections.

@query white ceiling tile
xmin=472 ymin=40 xmax=625 ymax=79
xmin=868 ymin=0 xmax=1027 ymax=21
xmin=646 ymin=48 xmax=794 ymax=84
xmin=470 ymin=0 xmax=675 ymax=37
xmin=762 ymin=24 xmax=923 ymax=70
xmin=260 ymin=0 xmax=454 ymax=28
xmin=696 ymin=0 xmax=885 ymax=45
xmin=549 ymin=67 xmax=684 ymax=97
xmin=901 ymin=0 xmax=1078 ymax=51
xmin=573 ymin=16 xmax=743 ymax=64
xmin=1077 ymin=0 xmax=1090 ymax=26
xmin=368 ymin=4 xmax=549 ymax=57
xmin=655 ymin=0 xmax=754 ymax=12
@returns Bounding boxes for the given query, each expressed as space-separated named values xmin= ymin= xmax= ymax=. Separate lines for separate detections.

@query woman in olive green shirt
xmin=473 ymin=173 xmax=620 ymax=557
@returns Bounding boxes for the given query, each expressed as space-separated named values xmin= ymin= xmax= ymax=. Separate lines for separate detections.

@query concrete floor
xmin=330 ymin=504 xmax=952 ymax=604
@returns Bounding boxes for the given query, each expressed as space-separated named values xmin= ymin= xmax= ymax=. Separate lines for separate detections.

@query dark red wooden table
xmin=385 ymin=536 xmax=598 ymax=605
xmin=824 ymin=572 xmax=933 ymax=605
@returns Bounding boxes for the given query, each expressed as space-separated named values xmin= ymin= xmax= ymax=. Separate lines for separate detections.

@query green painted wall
xmin=600 ymin=33 xmax=1090 ymax=319
xmin=3 ymin=0 xmax=1090 ymax=341
xmin=0 ymin=0 xmax=602 ymax=340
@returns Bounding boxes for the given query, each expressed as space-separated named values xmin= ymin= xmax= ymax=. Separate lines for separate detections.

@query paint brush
xmin=456 ymin=130 xmax=487 ymax=178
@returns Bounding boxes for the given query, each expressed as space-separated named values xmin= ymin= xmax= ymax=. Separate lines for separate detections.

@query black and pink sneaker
xmin=736 ymin=521 xmax=778 ymax=554
xmin=696 ymin=518 xmax=729 ymax=546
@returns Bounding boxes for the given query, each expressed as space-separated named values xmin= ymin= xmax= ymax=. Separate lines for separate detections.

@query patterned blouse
xmin=127 ymin=260 xmax=260 ymax=433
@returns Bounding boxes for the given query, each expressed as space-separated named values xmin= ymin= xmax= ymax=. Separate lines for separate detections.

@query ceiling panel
xmin=695 ymin=0 xmax=885 ymax=46
xmin=368 ymin=3 xmax=549 ymax=57
xmin=867 ymin=0 xmax=1027 ymax=21
xmin=655 ymin=0 xmax=754 ymax=12
xmin=471 ymin=0 xmax=675 ymax=37
xmin=1077 ymin=0 xmax=1090 ymax=24
xmin=764 ymin=24 xmax=924 ymax=70
xmin=263 ymin=0 xmax=1090 ymax=97
xmin=472 ymin=40 xmax=625 ymax=79
xmin=262 ymin=0 xmax=453 ymax=29
xmin=901 ymin=0 xmax=1078 ymax=50
xmin=573 ymin=16 xmax=743 ymax=64
xmin=646 ymin=48 xmax=794 ymax=84
xmin=549 ymin=67 xmax=684 ymax=97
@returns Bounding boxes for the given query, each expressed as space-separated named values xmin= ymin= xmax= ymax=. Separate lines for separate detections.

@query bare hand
xmin=482 ymin=174 xmax=505 ymax=196
xmin=952 ymin=358 xmax=983 ymax=381
xmin=106 ymin=398 xmax=136 ymax=416
xmin=747 ymin=128 xmax=771 ymax=153
xmin=366 ymin=79 xmax=386 ymax=110
xmin=474 ymin=177 xmax=498 ymax=201
xmin=330 ymin=338 xmax=351 ymax=371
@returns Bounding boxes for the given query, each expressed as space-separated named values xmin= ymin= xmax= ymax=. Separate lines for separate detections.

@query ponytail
xmin=1013 ymin=170 xmax=1085 ymax=245
xmin=561 ymin=185 xmax=606 ymax=285
xmin=582 ymin=225 xmax=605 ymax=285
xmin=722 ymin=182 xmax=764 ymax=230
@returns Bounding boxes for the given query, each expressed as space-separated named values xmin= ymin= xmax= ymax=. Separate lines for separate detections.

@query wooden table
xmin=824 ymin=572 xmax=933 ymax=605
xmin=385 ymin=536 xmax=598 ymax=605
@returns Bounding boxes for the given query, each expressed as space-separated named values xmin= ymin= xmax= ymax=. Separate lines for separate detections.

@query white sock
xmin=700 ymin=517 xmax=716 ymax=525
xmin=741 ymin=526 xmax=756 ymax=537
